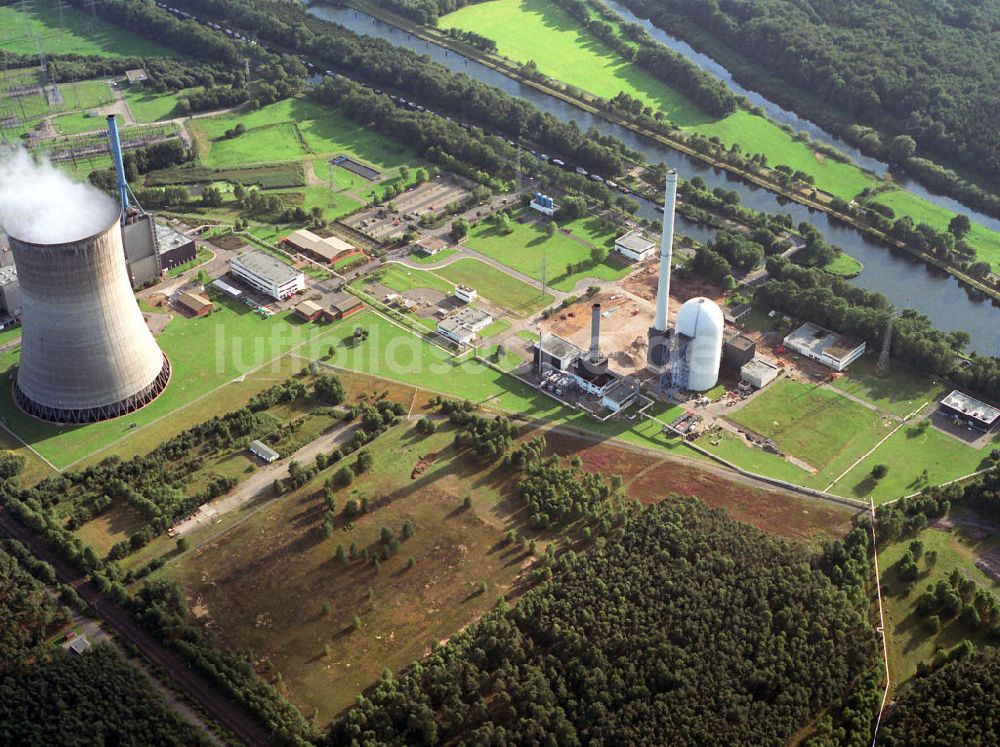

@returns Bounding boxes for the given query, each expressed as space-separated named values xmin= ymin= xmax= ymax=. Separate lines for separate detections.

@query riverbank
xmin=345 ymin=0 xmax=1000 ymax=306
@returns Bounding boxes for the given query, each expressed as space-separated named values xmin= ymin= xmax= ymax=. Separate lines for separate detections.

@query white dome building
xmin=673 ymin=297 xmax=724 ymax=392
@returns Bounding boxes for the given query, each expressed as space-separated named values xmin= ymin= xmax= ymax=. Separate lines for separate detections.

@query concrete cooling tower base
xmin=13 ymin=356 xmax=171 ymax=424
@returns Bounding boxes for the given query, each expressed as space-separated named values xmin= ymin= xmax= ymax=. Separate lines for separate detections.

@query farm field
xmin=729 ymin=378 xmax=888 ymax=476
xmin=160 ymin=422 xmax=553 ymax=723
xmin=441 ymin=0 xmax=1000 ymax=256
xmin=832 ymin=421 xmax=999 ymax=504
xmin=434 ymin=258 xmax=553 ymax=316
xmin=879 ymin=517 xmax=1000 ymax=684
xmin=0 ymin=0 xmax=178 ymax=57
xmin=463 ymin=211 xmax=628 ymax=291
xmin=0 ymin=296 xmax=341 ymax=469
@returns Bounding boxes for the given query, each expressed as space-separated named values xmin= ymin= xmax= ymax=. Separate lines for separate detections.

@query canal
xmin=308 ymin=5 xmax=1000 ymax=355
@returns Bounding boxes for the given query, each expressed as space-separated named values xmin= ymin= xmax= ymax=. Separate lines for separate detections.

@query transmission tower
xmin=876 ymin=312 xmax=899 ymax=376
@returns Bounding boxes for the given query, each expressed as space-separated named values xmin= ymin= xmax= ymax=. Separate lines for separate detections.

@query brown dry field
xmin=539 ymin=291 xmax=653 ymax=374
xmin=162 ymin=423 xmax=550 ymax=725
xmin=624 ymin=263 xmax=725 ymax=308
xmin=543 ymin=430 xmax=856 ymax=545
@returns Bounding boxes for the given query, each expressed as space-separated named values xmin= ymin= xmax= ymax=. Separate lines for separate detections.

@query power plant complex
xmin=647 ymin=169 xmax=723 ymax=393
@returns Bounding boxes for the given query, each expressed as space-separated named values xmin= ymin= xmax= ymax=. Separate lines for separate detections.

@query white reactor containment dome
xmin=6 ymin=210 xmax=170 ymax=423
xmin=674 ymin=296 xmax=723 ymax=392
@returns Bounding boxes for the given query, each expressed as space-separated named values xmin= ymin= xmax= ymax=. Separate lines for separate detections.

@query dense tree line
xmin=173 ymin=0 xmax=635 ymax=176
xmin=0 ymin=549 xmax=67 ymax=673
xmin=551 ymin=0 xmax=738 ymax=117
xmin=64 ymin=0 xmax=239 ymax=63
xmin=325 ymin=496 xmax=875 ymax=745
xmin=0 ymin=644 xmax=211 ymax=746
xmin=616 ymin=0 xmax=1000 ymax=214
xmin=754 ymin=257 xmax=1000 ymax=399
xmin=877 ymin=646 xmax=1000 ymax=746
xmin=369 ymin=0 xmax=474 ymax=26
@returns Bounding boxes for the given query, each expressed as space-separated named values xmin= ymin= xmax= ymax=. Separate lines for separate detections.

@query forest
xmin=877 ymin=646 xmax=1000 ymax=746
xmin=324 ymin=497 xmax=875 ymax=745
xmin=616 ymin=0 xmax=1000 ymax=215
xmin=0 ymin=644 xmax=211 ymax=746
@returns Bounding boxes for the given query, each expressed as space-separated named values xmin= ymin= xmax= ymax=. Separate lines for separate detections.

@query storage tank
xmin=674 ymin=297 xmax=723 ymax=392
xmin=7 ymin=208 xmax=170 ymax=423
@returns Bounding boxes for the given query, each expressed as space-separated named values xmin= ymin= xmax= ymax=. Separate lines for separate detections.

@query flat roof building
xmin=723 ymin=331 xmax=756 ymax=370
xmin=533 ymin=333 xmax=582 ymax=372
xmin=283 ymin=229 xmax=354 ymax=264
xmin=455 ymin=284 xmax=477 ymax=303
xmin=602 ymin=378 xmax=639 ymax=412
xmin=230 ymin=250 xmax=304 ymax=300
xmin=413 ymin=236 xmax=448 ymax=256
xmin=155 ymin=222 xmax=197 ymax=271
xmin=212 ymin=278 xmax=243 ymax=299
xmin=0 ymin=266 xmax=20 ymax=317
xmin=741 ymin=358 xmax=780 ymax=389
xmin=175 ymin=291 xmax=213 ymax=318
xmin=783 ymin=322 xmax=865 ymax=372
xmin=614 ymin=230 xmax=656 ymax=262
xmin=939 ymin=390 xmax=1000 ymax=432
xmin=437 ymin=306 xmax=492 ymax=345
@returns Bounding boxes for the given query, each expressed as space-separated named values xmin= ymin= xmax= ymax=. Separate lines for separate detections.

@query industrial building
xmin=175 ymin=291 xmax=213 ymax=317
xmin=740 ymin=358 xmax=781 ymax=389
xmin=323 ymin=292 xmax=364 ymax=321
xmin=230 ymin=250 xmax=305 ymax=300
xmin=293 ymin=299 xmax=324 ymax=321
xmin=283 ymin=229 xmax=355 ymax=264
xmin=722 ymin=331 xmax=756 ymax=370
xmin=533 ymin=333 xmax=582 ymax=372
xmin=939 ymin=390 xmax=1000 ymax=432
xmin=7 ymin=208 xmax=171 ymax=424
xmin=413 ymin=236 xmax=447 ymax=256
xmin=614 ymin=230 xmax=656 ymax=262
xmin=529 ymin=193 xmax=558 ymax=216
xmin=0 ymin=266 xmax=20 ymax=318
xmin=454 ymin=284 xmax=477 ymax=303
xmin=783 ymin=322 xmax=865 ymax=372
xmin=155 ymin=222 xmax=197 ymax=271
xmin=212 ymin=278 xmax=243 ymax=299
xmin=437 ymin=306 xmax=492 ymax=345
xmin=646 ymin=169 xmax=724 ymax=393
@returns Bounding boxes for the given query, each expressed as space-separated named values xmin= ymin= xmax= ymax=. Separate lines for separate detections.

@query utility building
xmin=939 ymin=390 xmax=1000 ymax=432
xmin=437 ymin=306 xmax=492 ymax=345
xmin=614 ymin=230 xmax=656 ymax=262
xmin=0 ymin=266 xmax=21 ymax=318
xmin=230 ymin=250 xmax=304 ymax=300
xmin=784 ymin=322 xmax=865 ymax=372
xmin=283 ymin=229 xmax=355 ymax=264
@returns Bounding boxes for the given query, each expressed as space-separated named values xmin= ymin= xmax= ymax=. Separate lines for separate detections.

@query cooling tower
xmin=8 ymin=211 xmax=170 ymax=423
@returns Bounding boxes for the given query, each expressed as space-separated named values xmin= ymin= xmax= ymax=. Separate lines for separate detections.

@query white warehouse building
xmin=230 ymin=250 xmax=305 ymax=300
xmin=614 ymin=230 xmax=656 ymax=262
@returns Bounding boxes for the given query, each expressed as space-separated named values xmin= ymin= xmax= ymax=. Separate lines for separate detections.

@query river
xmin=307 ymin=5 xmax=1000 ymax=355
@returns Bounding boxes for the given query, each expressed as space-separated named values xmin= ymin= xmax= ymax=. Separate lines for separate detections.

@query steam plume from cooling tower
xmin=0 ymin=149 xmax=119 ymax=244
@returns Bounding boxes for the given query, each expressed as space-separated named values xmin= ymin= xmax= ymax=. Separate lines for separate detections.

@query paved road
xmin=0 ymin=509 xmax=275 ymax=747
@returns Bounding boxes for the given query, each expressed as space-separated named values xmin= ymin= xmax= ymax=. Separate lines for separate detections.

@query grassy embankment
xmin=440 ymin=0 xmax=1000 ymax=271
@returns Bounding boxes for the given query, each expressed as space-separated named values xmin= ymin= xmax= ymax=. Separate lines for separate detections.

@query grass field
xmin=729 ymin=378 xmax=886 ymax=473
xmin=161 ymin=423 xmax=552 ymax=722
xmin=52 ymin=111 xmax=105 ymax=135
xmin=0 ymin=0 xmax=178 ymax=57
xmin=433 ymin=258 xmax=554 ymax=316
xmin=190 ymin=98 xmax=415 ymax=171
xmin=362 ymin=265 xmax=453 ymax=296
xmin=821 ymin=251 xmax=863 ymax=278
xmin=831 ymin=355 xmax=946 ymax=419
xmin=463 ymin=212 xmax=628 ymax=291
xmin=874 ymin=189 xmax=1000 ymax=274
xmin=125 ymin=88 xmax=197 ymax=123
xmin=880 ymin=517 xmax=1000 ymax=683
xmin=833 ymin=421 xmax=999 ymax=504
xmin=0 ymin=297 xmax=341 ymax=468
xmin=409 ymin=248 xmax=458 ymax=265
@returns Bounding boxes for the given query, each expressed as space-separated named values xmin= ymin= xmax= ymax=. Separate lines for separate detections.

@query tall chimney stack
xmin=589 ymin=302 xmax=602 ymax=363
xmin=653 ymin=168 xmax=677 ymax=333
